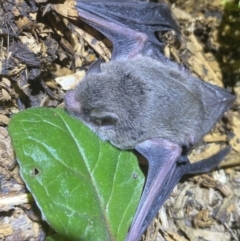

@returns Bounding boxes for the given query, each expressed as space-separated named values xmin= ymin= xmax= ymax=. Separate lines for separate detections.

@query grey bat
xmin=63 ymin=1 xmax=235 ymax=240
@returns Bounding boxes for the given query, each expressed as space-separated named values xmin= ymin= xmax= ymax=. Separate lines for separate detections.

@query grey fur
xmin=65 ymin=55 xmax=234 ymax=149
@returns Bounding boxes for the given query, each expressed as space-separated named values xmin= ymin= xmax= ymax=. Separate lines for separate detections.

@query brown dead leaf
xmin=1 ymin=88 xmax=11 ymax=101
xmin=164 ymin=230 xmax=189 ymax=241
xmin=193 ymin=209 xmax=215 ymax=228
xmin=203 ymin=133 xmax=228 ymax=143
xmin=187 ymin=228 xmax=231 ymax=241
xmin=233 ymin=86 xmax=240 ymax=106
xmin=221 ymin=152 xmax=240 ymax=168
xmin=0 ymin=114 xmax=10 ymax=125
xmin=50 ymin=63 xmax=73 ymax=77
xmin=55 ymin=70 xmax=85 ymax=90
xmin=194 ymin=174 xmax=217 ymax=188
xmin=172 ymin=7 xmax=192 ymax=21
xmin=216 ymin=195 xmax=238 ymax=224
xmin=19 ymin=35 xmax=43 ymax=55
xmin=8 ymin=165 xmax=25 ymax=186
xmin=227 ymin=111 xmax=240 ymax=152
xmin=74 ymin=27 xmax=111 ymax=62
xmin=215 ymin=180 xmax=233 ymax=198
xmin=15 ymin=16 xmax=34 ymax=31
xmin=189 ymin=143 xmax=222 ymax=163
xmin=0 ymin=193 xmax=33 ymax=211
xmin=8 ymin=65 xmax=27 ymax=76
xmin=0 ymin=165 xmax=24 ymax=196
xmin=46 ymin=0 xmax=78 ymax=20
xmin=0 ymin=127 xmax=15 ymax=168
xmin=0 ymin=223 xmax=13 ymax=238
xmin=1 ymin=78 xmax=12 ymax=91
xmin=0 ymin=208 xmax=45 ymax=241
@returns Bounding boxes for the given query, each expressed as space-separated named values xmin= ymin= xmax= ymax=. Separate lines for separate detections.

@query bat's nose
xmin=64 ymin=90 xmax=82 ymax=114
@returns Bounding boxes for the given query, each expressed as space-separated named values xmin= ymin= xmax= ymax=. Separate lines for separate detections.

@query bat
xmin=63 ymin=1 xmax=235 ymax=240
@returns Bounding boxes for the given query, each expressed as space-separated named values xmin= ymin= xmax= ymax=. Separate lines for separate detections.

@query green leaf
xmin=46 ymin=234 xmax=67 ymax=241
xmin=8 ymin=108 xmax=144 ymax=241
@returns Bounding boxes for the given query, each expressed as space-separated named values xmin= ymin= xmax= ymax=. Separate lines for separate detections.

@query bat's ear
xmin=86 ymin=59 xmax=102 ymax=76
xmin=90 ymin=110 xmax=118 ymax=129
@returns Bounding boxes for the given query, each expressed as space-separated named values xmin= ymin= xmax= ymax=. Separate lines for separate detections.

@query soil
xmin=0 ymin=0 xmax=239 ymax=240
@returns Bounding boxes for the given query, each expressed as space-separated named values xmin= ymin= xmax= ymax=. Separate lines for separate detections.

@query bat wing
xmin=194 ymin=79 xmax=235 ymax=135
xmin=75 ymin=0 xmax=179 ymax=60
xmin=126 ymin=139 xmax=231 ymax=241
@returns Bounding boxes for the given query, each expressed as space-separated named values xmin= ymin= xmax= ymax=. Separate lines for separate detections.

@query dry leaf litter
xmin=0 ymin=0 xmax=239 ymax=240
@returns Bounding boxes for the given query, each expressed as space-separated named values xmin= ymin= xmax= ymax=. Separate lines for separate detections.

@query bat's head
xmin=64 ymin=59 xmax=146 ymax=149
xmin=64 ymin=85 xmax=120 ymax=143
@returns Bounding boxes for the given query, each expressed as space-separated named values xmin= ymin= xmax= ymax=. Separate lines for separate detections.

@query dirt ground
xmin=0 ymin=0 xmax=240 ymax=240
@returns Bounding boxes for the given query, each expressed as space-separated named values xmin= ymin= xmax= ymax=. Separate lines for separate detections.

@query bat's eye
xmin=90 ymin=111 xmax=119 ymax=129
xmin=83 ymin=108 xmax=90 ymax=114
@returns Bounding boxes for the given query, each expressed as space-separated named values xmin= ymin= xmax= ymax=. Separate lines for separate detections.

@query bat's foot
xmin=177 ymin=155 xmax=189 ymax=164
xmin=177 ymin=144 xmax=193 ymax=163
